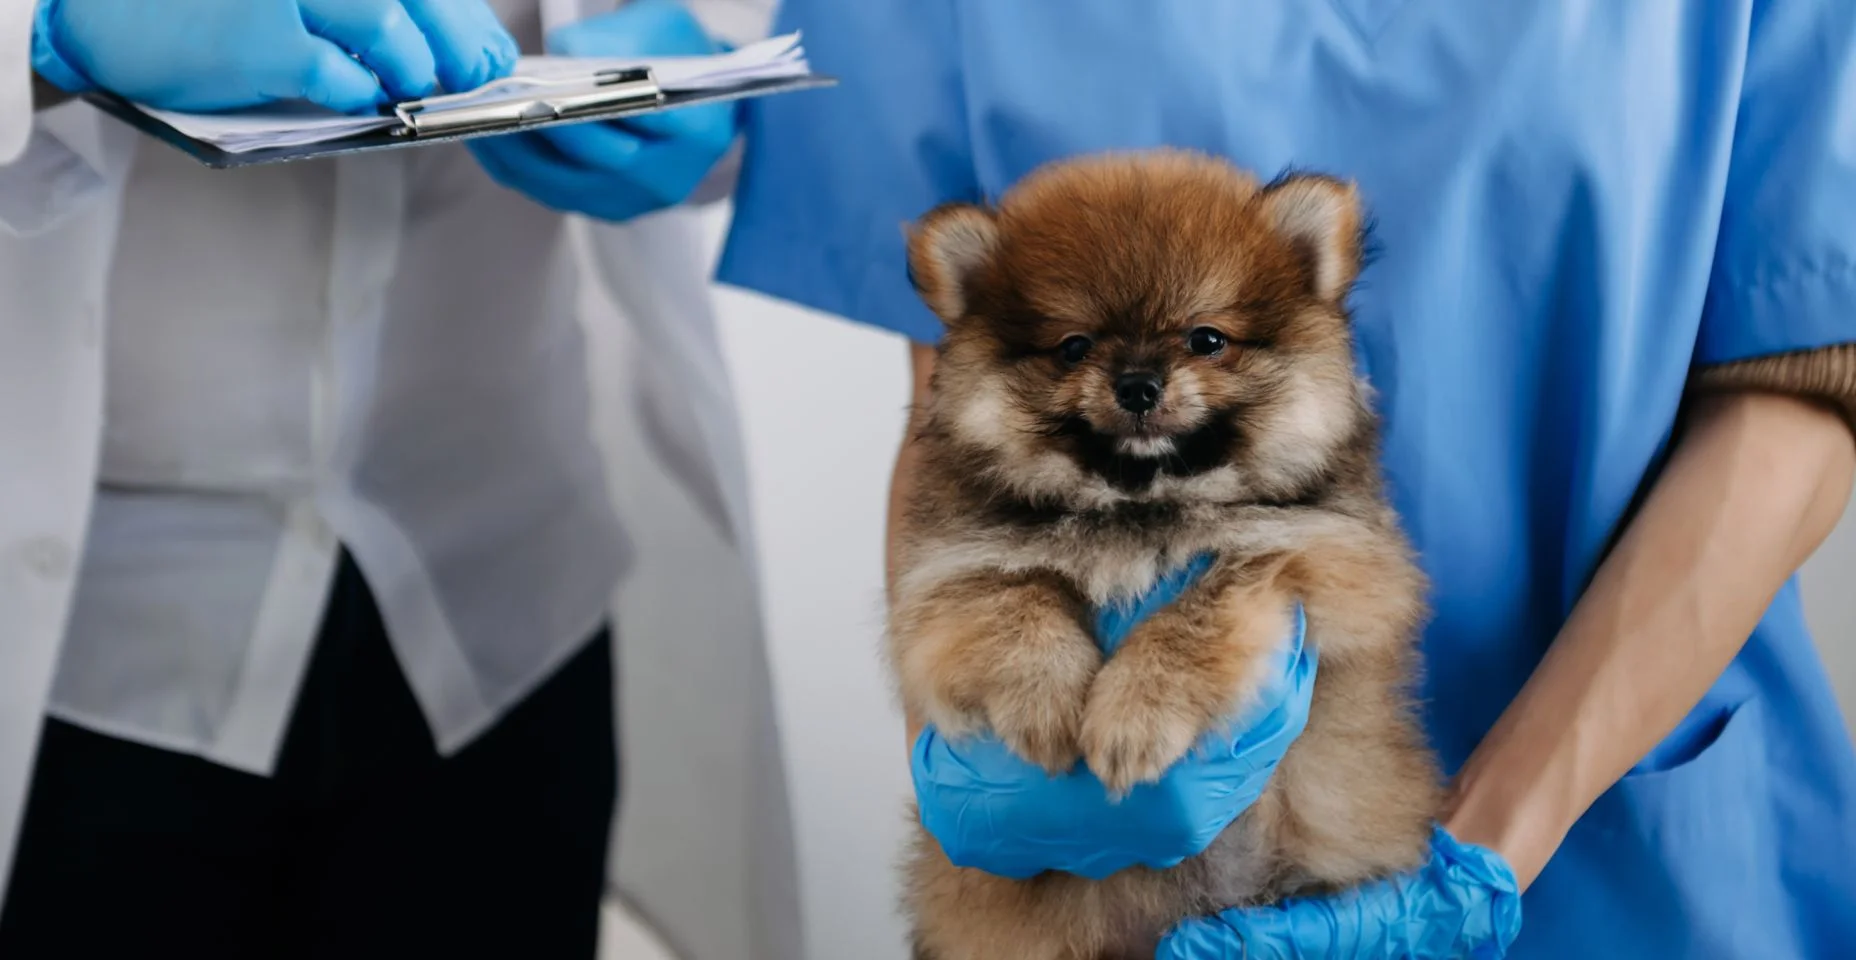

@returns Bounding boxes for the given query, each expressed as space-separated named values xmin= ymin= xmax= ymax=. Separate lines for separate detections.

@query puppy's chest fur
xmin=906 ymin=468 xmax=1378 ymax=606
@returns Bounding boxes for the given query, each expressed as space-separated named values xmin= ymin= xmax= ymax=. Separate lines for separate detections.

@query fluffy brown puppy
xmin=889 ymin=149 xmax=1443 ymax=960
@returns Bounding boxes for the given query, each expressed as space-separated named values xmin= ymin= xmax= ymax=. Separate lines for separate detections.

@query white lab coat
xmin=0 ymin=3 xmax=800 ymax=957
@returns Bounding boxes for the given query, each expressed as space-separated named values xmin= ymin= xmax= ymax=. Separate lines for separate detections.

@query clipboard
xmin=82 ymin=68 xmax=836 ymax=170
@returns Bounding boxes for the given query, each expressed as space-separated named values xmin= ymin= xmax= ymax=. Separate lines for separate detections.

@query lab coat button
xmin=19 ymin=536 xmax=76 ymax=580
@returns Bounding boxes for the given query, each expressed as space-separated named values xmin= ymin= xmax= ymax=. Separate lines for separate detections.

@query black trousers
xmin=0 ymin=553 xmax=619 ymax=959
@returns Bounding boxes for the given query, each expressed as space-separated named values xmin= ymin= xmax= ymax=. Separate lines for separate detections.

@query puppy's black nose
xmin=1115 ymin=372 xmax=1164 ymax=414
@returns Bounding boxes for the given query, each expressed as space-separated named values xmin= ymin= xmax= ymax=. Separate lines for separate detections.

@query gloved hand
xmin=1158 ymin=825 xmax=1524 ymax=959
xmin=911 ymin=555 xmax=1317 ymax=881
xmin=31 ymin=0 xmax=518 ymax=114
xmin=467 ymin=0 xmax=738 ymax=223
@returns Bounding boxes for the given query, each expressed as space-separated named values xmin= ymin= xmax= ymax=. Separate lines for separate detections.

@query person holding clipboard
xmin=0 ymin=2 xmax=798 ymax=957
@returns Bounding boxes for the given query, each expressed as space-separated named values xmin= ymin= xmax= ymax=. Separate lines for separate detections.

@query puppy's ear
xmin=1257 ymin=174 xmax=1364 ymax=302
xmin=906 ymin=203 xmax=1000 ymax=322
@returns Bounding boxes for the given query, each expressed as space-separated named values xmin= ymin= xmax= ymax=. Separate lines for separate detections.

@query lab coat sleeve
xmin=0 ymin=0 xmax=33 ymax=164
xmin=714 ymin=0 xmax=979 ymax=344
xmin=1697 ymin=0 xmax=1856 ymax=365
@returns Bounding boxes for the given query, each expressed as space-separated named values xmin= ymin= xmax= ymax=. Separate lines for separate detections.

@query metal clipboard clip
xmin=389 ymin=67 xmax=664 ymax=138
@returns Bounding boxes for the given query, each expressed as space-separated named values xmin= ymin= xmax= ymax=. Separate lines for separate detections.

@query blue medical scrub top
xmin=718 ymin=2 xmax=1856 ymax=955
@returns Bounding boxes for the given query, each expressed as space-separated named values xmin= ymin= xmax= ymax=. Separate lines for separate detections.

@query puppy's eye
xmin=1187 ymin=327 xmax=1228 ymax=356
xmin=1058 ymin=335 xmax=1094 ymax=365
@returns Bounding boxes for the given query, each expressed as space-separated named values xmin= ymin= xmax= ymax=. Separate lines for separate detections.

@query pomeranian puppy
xmin=888 ymin=149 xmax=1442 ymax=960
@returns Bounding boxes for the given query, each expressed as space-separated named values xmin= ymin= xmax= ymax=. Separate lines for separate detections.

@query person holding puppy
xmin=720 ymin=2 xmax=1856 ymax=956
xmin=0 ymin=1 xmax=798 ymax=957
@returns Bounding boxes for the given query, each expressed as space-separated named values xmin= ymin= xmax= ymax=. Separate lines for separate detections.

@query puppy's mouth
xmin=1112 ymin=418 xmax=1181 ymax=458
xmin=1117 ymin=432 xmax=1177 ymax=457
xmin=1040 ymin=411 xmax=1240 ymax=490
xmin=1044 ymin=410 xmax=1198 ymax=446
xmin=1092 ymin=406 xmax=1199 ymax=446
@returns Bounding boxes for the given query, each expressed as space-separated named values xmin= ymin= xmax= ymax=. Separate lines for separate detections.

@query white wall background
xmin=623 ymin=204 xmax=1856 ymax=960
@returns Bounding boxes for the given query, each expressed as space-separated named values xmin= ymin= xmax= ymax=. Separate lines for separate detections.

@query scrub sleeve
xmin=716 ymin=0 xmax=968 ymax=343
xmin=1686 ymin=0 xmax=1856 ymax=424
xmin=1693 ymin=1 xmax=1856 ymax=369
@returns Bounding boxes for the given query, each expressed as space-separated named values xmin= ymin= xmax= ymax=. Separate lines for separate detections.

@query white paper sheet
xmin=134 ymin=33 xmax=810 ymax=155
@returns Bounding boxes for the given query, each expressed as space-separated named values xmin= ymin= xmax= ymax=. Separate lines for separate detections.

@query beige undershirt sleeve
xmin=1691 ymin=344 xmax=1856 ymax=435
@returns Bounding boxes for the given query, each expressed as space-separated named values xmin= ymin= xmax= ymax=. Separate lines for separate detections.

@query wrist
xmin=1440 ymin=745 xmax=1577 ymax=891
xmin=29 ymin=0 xmax=91 ymax=94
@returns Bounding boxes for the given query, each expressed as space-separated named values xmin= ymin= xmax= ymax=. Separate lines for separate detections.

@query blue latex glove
xmin=467 ymin=0 xmax=738 ymax=223
xmin=32 ymin=0 xmax=518 ymax=114
xmin=912 ymin=554 xmax=1318 ymax=881
xmin=1159 ymin=825 xmax=1524 ymax=959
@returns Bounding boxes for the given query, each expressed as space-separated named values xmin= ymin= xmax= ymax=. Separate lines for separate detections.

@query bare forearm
xmin=1444 ymin=391 xmax=1856 ymax=889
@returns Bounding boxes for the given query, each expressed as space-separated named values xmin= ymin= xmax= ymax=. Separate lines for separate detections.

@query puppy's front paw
xmin=979 ymin=633 xmax=1099 ymax=774
xmin=1080 ymin=657 xmax=1210 ymax=798
xmin=893 ymin=580 xmax=1102 ymax=775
